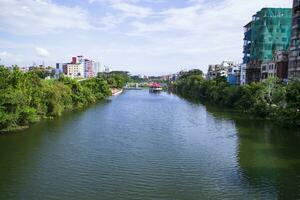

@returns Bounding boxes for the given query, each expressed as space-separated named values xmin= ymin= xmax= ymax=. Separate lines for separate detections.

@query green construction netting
xmin=250 ymin=8 xmax=292 ymax=61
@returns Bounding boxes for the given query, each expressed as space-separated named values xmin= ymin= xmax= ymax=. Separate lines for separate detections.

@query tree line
xmin=171 ymin=70 xmax=300 ymax=128
xmin=0 ymin=67 xmax=128 ymax=132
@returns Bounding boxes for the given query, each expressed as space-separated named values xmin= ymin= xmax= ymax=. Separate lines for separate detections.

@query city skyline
xmin=0 ymin=0 xmax=293 ymax=75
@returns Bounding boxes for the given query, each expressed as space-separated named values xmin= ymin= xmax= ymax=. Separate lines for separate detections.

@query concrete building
xmin=261 ymin=50 xmax=289 ymax=81
xmin=274 ymin=50 xmax=289 ymax=80
xmin=206 ymin=61 xmax=234 ymax=80
xmin=63 ymin=63 xmax=84 ymax=78
xmin=93 ymin=62 xmax=101 ymax=76
xmin=243 ymin=8 xmax=292 ymax=83
xmin=261 ymin=61 xmax=276 ymax=81
xmin=55 ymin=63 xmax=64 ymax=79
xmin=227 ymin=65 xmax=241 ymax=85
xmin=207 ymin=64 xmax=220 ymax=80
xmin=84 ymin=59 xmax=94 ymax=78
xmin=289 ymin=0 xmax=300 ymax=79
xmin=240 ymin=64 xmax=247 ymax=85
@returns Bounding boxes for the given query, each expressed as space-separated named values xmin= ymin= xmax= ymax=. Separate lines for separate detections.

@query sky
xmin=0 ymin=0 xmax=293 ymax=75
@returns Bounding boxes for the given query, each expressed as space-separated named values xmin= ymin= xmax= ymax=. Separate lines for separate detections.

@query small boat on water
xmin=149 ymin=82 xmax=163 ymax=93
xmin=111 ymin=88 xmax=123 ymax=96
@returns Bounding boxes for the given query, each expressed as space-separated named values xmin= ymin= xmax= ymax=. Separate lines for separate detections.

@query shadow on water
xmin=185 ymin=98 xmax=300 ymax=199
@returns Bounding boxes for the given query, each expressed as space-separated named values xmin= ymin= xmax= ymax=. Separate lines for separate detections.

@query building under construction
xmin=289 ymin=0 xmax=300 ymax=79
xmin=243 ymin=8 xmax=292 ymax=83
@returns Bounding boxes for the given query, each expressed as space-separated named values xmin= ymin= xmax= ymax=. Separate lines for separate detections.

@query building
xmin=243 ymin=22 xmax=252 ymax=65
xmin=227 ymin=65 xmax=241 ymax=85
xmin=275 ymin=50 xmax=289 ymax=80
xmin=55 ymin=63 xmax=64 ymax=79
xmin=71 ymin=57 xmax=77 ymax=64
xmin=63 ymin=63 xmax=84 ymax=78
xmin=93 ymin=62 xmax=101 ymax=76
xmin=84 ymin=59 xmax=94 ymax=78
xmin=261 ymin=50 xmax=289 ymax=81
xmin=243 ymin=8 xmax=292 ymax=83
xmin=261 ymin=61 xmax=276 ymax=81
xmin=289 ymin=0 xmax=300 ymax=79
xmin=207 ymin=64 xmax=220 ymax=80
xmin=77 ymin=55 xmax=84 ymax=64
xmin=206 ymin=61 xmax=234 ymax=80
xmin=240 ymin=64 xmax=247 ymax=85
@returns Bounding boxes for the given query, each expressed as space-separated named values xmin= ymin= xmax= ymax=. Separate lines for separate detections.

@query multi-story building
xmin=261 ymin=50 xmax=289 ymax=81
xmin=84 ymin=59 xmax=94 ymax=78
xmin=206 ymin=61 xmax=234 ymax=80
xmin=243 ymin=8 xmax=292 ymax=83
xmin=55 ymin=63 xmax=64 ymax=79
xmin=261 ymin=61 xmax=277 ymax=81
xmin=63 ymin=63 xmax=84 ymax=78
xmin=240 ymin=64 xmax=247 ymax=85
xmin=289 ymin=0 xmax=300 ymax=79
xmin=243 ymin=22 xmax=252 ymax=65
xmin=275 ymin=50 xmax=289 ymax=80
xmin=62 ymin=56 xmax=103 ymax=79
xmin=227 ymin=65 xmax=241 ymax=85
xmin=207 ymin=64 xmax=220 ymax=80
xmin=93 ymin=62 xmax=101 ymax=76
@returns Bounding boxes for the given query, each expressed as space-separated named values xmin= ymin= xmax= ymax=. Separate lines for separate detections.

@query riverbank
xmin=171 ymin=70 xmax=300 ymax=129
xmin=0 ymin=67 xmax=129 ymax=133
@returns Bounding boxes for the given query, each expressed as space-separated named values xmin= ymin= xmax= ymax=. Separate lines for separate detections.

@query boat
xmin=111 ymin=89 xmax=123 ymax=96
xmin=149 ymin=82 xmax=163 ymax=93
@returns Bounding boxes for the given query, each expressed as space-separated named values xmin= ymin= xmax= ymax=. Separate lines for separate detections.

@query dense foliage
xmin=0 ymin=67 xmax=112 ymax=132
xmin=172 ymin=70 xmax=300 ymax=128
xmin=98 ymin=71 xmax=130 ymax=89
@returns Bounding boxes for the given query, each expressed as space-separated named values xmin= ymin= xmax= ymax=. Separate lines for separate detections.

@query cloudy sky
xmin=0 ymin=0 xmax=293 ymax=75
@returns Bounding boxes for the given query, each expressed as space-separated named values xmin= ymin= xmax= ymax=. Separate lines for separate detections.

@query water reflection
xmin=205 ymin=104 xmax=300 ymax=199
xmin=0 ymin=91 xmax=299 ymax=199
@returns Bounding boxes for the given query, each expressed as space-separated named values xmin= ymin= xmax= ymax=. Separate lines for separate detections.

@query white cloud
xmin=0 ymin=0 xmax=91 ymax=35
xmin=90 ymin=0 xmax=154 ymax=30
xmin=0 ymin=51 xmax=12 ymax=59
xmin=35 ymin=47 xmax=50 ymax=58
xmin=0 ymin=0 xmax=294 ymax=74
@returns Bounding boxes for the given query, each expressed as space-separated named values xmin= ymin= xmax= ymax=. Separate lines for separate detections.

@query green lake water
xmin=0 ymin=90 xmax=299 ymax=199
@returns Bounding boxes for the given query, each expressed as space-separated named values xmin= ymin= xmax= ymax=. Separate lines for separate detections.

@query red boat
xmin=149 ymin=82 xmax=163 ymax=93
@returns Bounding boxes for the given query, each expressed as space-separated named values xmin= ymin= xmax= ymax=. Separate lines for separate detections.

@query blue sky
xmin=0 ymin=0 xmax=293 ymax=75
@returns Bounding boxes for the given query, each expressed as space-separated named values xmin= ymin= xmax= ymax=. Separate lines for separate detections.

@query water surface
xmin=0 ymin=90 xmax=299 ymax=199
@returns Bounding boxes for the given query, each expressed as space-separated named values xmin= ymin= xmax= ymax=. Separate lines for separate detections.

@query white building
xmin=93 ymin=62 xmax=102 ymax=76
xmin=63 ymin=63 xmax=84 ymax=78
xmin=206 ymin=61 xmax=234 ymax=80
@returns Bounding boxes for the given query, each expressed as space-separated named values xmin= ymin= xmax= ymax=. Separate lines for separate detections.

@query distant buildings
xmin=243 ymin=8 xmax=292 ymax=83
xmin=206 ymin=61 xmax=235 ymax=81
xmin=56 ymin=56 xmax=104 ymax=79
xmin=206 ymin=61 xmax=241 ymax=85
